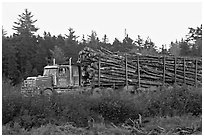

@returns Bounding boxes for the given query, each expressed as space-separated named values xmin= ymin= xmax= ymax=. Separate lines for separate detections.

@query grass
xmin=2 ymin=115 xmax=201 ymax=135
xmin=2 ymin=80 xmax=202 ymax=135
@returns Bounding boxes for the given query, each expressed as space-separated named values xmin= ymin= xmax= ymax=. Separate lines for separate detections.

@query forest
xmin=2 ymin=9 xmax=202 ymax=85
xmin=2 ymin=8 xmax=202 ymax=135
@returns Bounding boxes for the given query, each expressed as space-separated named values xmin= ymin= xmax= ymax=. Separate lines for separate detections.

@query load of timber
xmin=77 ymin=47 xmax=202 ymax=88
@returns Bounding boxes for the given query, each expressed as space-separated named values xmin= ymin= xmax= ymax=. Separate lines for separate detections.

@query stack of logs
xmin=78 ymin=47 xmax=202 ymax=88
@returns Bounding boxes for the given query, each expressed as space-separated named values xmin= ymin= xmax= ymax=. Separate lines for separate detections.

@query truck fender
xmin=42 ymin=87 xmax=53 ymax=95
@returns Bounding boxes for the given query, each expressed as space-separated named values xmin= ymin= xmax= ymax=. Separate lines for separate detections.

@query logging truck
xmin=21 ymin=47 xmax=202 ymax=96
xmin=21 ymin=58 xmax=81 ymax=96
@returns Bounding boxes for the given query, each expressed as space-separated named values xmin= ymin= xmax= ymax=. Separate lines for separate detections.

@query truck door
xmin=72 ymin=66 xmax=79 ymax=86
xmin=58 ymin=67 xmax=70 ymax=87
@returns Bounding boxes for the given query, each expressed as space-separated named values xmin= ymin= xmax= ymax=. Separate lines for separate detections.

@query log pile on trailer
xmin=78 ymin=47 xmax=202 ymax=88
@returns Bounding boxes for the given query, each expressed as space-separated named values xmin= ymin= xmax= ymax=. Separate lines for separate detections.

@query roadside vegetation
xmin=2 ymin=79 xmax=202 ymax=135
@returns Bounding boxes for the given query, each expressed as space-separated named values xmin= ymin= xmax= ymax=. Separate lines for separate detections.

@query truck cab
xmin=43 ymin=64 xmax=80 ymax=88
xmin=21 ymin=61 xmax=81 ymax=95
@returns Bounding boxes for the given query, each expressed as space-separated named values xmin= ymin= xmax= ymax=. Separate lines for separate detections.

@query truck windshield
xmin=43 ymin=68 xmax=57 ymax=76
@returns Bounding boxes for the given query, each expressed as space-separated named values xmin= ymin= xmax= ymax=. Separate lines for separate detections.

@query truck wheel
xmin=92 ymin=88 xmax=101 ymax=97
xmin=43 ymin=88 xmax=53 ymax=96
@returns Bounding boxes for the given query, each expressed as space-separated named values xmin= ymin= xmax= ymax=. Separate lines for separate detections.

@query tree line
xmin=2 ymin=9 xmax=202 ymax=85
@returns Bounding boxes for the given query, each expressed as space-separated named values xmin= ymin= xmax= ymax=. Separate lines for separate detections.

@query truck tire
xmin=43 ymin=88 xmax=53 ymax=96
xmin=92 ymin=88 xmax=101 ymax=97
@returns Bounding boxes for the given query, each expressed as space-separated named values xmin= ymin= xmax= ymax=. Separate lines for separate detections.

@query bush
xmin=144 ymin=85 xmax=202 ymax=117
xmin=89 ymin=89 xmax=146 ymax=125
xmin=55 ymin=93 xmax=91 ymax=127
xmin=2 ymin=81 xmax=23 ymax=124
xmin=2 ymin=82 xmax=202 ymax=130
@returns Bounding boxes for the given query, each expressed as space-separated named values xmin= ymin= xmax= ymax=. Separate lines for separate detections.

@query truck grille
xmin=23 ymin=80 xmax=36 ymax=87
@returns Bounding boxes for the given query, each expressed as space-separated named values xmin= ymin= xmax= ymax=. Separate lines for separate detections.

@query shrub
xmin=2 ymin=82 xmax=202 ymax=130
xmin=57 ymin=93 xmax=91 ymax=127
xmin=2 ymin=81 xmax=23 ymax=124
xmin=90 ymin=90 xmax=145 ymax=125
xmin=144 ymin=85 xmax=202 ymax=117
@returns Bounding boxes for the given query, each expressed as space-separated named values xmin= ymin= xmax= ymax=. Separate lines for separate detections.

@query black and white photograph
xmin=2 ymin=1 xmax=202 ymax=135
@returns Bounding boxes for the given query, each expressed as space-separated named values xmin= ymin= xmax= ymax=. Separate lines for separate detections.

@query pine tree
xmin=160 ymin=44 xmax=169 ymax=55
xmin=137 ymin=36 xmax=158 ymax=55
xmin=135 ymin=35 xmax=144 ymax=50
xmin=81 ymin=34 xmax=87 ymax=46
xmin=65 ymin=28 xmax=79 ymax=43
xmin=186 ymin=25 xmax=202 ymax=57
xmin=87 ymin=31 xmax=100 ymax=49
xmin=169 ymin=41 xmax=180 ymax=56
xmin=2 ymin=26 xmax=7 ymax=37
xmin=2 ymin=35 xmax=20 ymax=85
xmin=102 ymin=34 xmax=108 ymax=44
xmin=64 ymin=28 xmax=80 ymax=63
xmin=112 ymin=38 xmax=123 ymax=52
xmin=13 ymin=9 xmax=38 ymax=36
xmin=186 ymin=25 xmax=202 ymax=42
xmin=179 ymin=25 xmax=202 ymax=57
xmin=180 ymin=41 xmax=190 ymax=56
xmin=50 ymin=46 xmax=67 ymax=64
xmin=12 ymin=9 xmax=39 ymax=80
xmin=122 ymin=34 xmax=134 ymax=52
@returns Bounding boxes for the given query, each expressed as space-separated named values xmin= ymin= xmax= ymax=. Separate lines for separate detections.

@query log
xmin=78 ymin=46 xmax=202 ymax=88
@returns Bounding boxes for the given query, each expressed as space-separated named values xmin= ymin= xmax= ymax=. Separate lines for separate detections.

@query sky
xmin=2 ymin=2 xmax=202 ymax=49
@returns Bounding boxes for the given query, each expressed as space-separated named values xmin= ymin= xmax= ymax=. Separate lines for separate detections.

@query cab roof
xmin=44 ymin=64 xmax=77 ymax=69
xmin=44 ymin=65 xmax=58 ymax=69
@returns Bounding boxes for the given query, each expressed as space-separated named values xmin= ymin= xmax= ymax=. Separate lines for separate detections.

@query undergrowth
xmin=2 ymin=80 xmax=202 ymax=134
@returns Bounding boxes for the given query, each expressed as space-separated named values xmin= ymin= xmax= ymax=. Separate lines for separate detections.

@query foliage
xmin=2 ymin=26 xmax=7 ymax=36
xmin=2 ymin=115 xmax=201 ymax=135
xmin=2 ymin=8 xmax=202 ymax=135
xmin=50 ymin=46 xmax=67 ymax=64
xmin=186 ymin=25 xmax=202 ymax=42
xmin=2 ymin=8 xmax=202 ymax=85
xmin=179 ymin=25 xmax=202 ymax=57
xmin=13 ymin=9 xmax=38 ymax=36
xmin=87 ymin=31 xmax=100 ymax=49
xmin=169 ymin=41 xmax=180 ymax=56
xmin=143 ymin=85 xmax=202 ymax=117
xmin=90 ymin=91 xmax=145 ymax=124
xmin=2 ymin=79 xmax=202 ymax=132
xmin=64 ymin=27 xmax=81 ymax=63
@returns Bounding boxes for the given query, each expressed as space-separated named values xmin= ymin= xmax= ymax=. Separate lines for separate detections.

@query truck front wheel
xmin=43 ymin=88 xmax=53 ymax=96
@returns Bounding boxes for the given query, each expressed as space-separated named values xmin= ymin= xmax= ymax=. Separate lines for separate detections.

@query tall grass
xmin=2 ymin=80 xmax=202 ymax=130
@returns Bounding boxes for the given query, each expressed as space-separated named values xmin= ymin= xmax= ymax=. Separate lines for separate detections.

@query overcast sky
xmin=2 ymin=2 xmax=202 ymax=48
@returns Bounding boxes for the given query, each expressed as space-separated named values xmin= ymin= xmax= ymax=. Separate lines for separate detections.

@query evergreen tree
xmin=195 ymin=38 xmax=202 ymax=57
xmin=122 ymin=34 xmax=134 ymax=52
xmin=81 ymin=34 xmax=87 ymax=46
xmin=56 ymin=34 xmax=65 ymax=49
xmin=102 ymin=34 xmax=108 ymax=44
xmin=112 ymin=38 xmax=123 ymax=52
xmin=12 ymin=9 xmax=39 ymax=80
xmin=42 ymin=31 xmax=56 ymax=51
xmin=65 ymin=28 xmax=79 ymax=44
xmin=100 ymin=34 xmax=111 ymax=49
xmin=135 ymin=35 xmax=144 ymax=50
xmin=2 ymin=26 xmax=7 ymax=37
xmin=2 ymin=34 xmax=20 ymax=84
xmin=180 ymin=41 xmax=190 ymax=56
xmin=186 ymin=25 xmax=202 ymax=57
xmin=160 ymin=44 xmax=169 ymax=55
xmin=179 ymin=25 xmax=202 ymax=57
xmin=169 ymin=41 xmax=180 ymax=56
xmin=50 ymin=46 xmax=67 ymax=64
xmin=186 ymin=25 xmax=202 ymax=42
xmin=135 ymin=36 xmax=158 ymax=55
xmin=13 ymin=9 xmax=38 ymax=36
xmin=87 ymin=31 xmax=100 ymax=49
xmin=34 ymin=35 xmax=48 ymax=74
xmin=64 ymin=28 xmax=80 ymax=63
